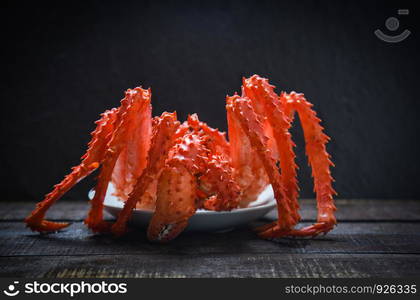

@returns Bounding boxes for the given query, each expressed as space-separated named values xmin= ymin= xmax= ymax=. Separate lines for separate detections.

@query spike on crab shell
xmin=185 ymin=113 xmax=230 ymax=157
xmin=200 ymin=156 xmax=241 ymax=211
xmin=187 ymin=113 xmax=200 ymax=124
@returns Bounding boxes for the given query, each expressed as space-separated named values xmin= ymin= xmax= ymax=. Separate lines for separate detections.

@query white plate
xmin=89 ymin=184 xmax=276 ymax=232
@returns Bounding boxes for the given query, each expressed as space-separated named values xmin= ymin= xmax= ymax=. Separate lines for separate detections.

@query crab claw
xmin=147 ymin=165 xmax=197 ymax=242
xmin=147 ymin=128 xmax=212 ymax=242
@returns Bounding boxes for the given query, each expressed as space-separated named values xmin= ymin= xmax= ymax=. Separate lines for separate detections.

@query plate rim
xmin=89 ymin=184 xmax=276 ymax=216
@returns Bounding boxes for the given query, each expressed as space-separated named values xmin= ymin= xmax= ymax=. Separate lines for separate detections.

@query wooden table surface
xmin=1 ymin=199 xmax=419 ymax=278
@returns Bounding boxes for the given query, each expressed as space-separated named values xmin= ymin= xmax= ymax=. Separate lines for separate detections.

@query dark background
xmin=1 ymin=0 xmax=419 ymax=202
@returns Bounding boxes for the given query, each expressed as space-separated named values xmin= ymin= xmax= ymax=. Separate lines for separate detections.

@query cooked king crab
xmin=25 ymin=75 xmax=336 ymax=242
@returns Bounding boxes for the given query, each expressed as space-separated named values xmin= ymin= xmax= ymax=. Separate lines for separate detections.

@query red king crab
xmin=25 ymin=75 xmax=336 ymax=242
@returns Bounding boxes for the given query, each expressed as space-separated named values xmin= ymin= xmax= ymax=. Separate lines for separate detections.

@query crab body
xmin=25 ymin=75 xmax=336 ymax=242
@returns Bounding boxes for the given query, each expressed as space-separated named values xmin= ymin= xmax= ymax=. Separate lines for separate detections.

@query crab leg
xmin=226 ymin=95 xmax=269 ymax=208
xmin=256 ymin=92 xmax=336 ymax=238
xmin=111 ymin=90 xmax=152 ymax=200
xmin=84 ymin=88 xmax=152 ymax=232
xmin=276 ymin=92 xmax=337 ymax=236
xmin=25 ymin=108 xmax=118 ymax=232
xmin=242 ymin=75 xmax=300 ymax=222
xmin=111 ymin=112 xmax=184 ymax=236
xmin=227 ymin=95 xmax=296 ymax=231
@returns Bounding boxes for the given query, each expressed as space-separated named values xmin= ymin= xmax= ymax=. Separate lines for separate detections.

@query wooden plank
xmin=1 ymin=222 xmax=419 ymax=257
xmin=264 ymin=199 xmax=420 ymax=221
xmin=3 ymin=199 xmax=420 ymax=222
xmin=1 ymin=254 xmax=419 ymax=278
xmin=0 ymin=201 xmax=93 ymax=222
